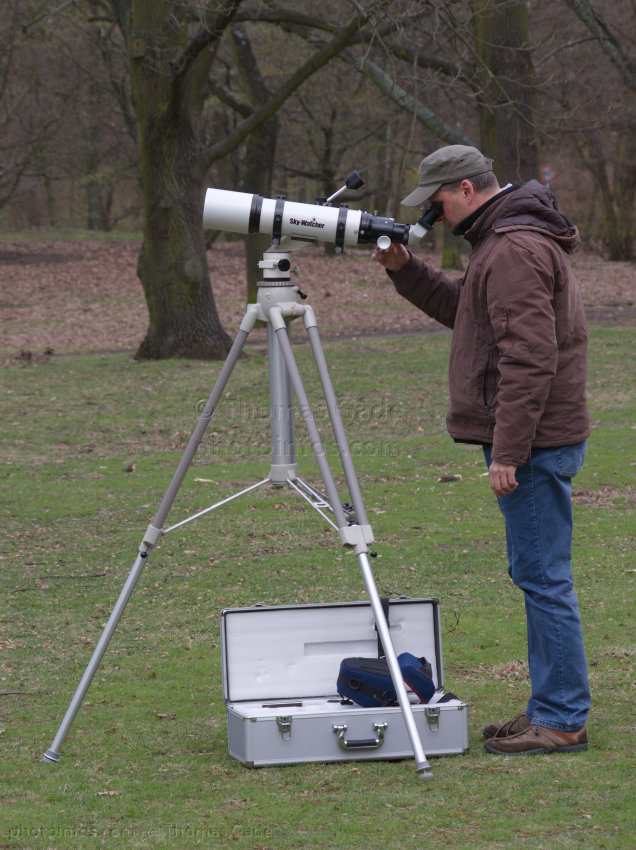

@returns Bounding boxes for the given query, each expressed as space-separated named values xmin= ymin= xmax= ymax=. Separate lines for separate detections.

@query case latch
xmin=424 ymin=706 xmax=440 ymax=732
xmin=276 ymin=715 xmax=292 ymax=741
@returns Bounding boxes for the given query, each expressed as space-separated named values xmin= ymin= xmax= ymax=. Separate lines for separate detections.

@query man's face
xmin=429 ymin=182 xmax=474 ymax=230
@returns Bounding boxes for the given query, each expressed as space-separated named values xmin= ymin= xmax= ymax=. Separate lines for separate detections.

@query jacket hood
xmin=465 ymin=180 xmax=580 ymax=253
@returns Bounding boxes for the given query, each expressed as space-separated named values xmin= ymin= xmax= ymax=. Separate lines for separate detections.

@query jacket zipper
xmin=484 ymin=310 xmax=511 ymax=413
xmin=504 ymin=307 xmax=512 ymax=337
xmin=483 ymin=351 xmax=495 ymax=414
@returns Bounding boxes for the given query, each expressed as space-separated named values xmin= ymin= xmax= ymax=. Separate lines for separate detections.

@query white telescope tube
xmin=203 ymin=188 xmax=441 ymax=250
xmin=203 ymin=188 xmax=363 ymax=249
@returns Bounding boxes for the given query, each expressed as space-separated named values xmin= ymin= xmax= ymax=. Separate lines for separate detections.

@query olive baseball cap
xmin=401 ymin=145 xmax=494 ymax=207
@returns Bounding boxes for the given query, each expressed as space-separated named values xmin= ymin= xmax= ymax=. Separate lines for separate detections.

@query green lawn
xmin=1 ymin=327 xmax=634 ymax=848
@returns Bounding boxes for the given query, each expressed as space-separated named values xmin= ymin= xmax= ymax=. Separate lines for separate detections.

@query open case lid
xmin=220 ymin=598 xmax=443 ymax=704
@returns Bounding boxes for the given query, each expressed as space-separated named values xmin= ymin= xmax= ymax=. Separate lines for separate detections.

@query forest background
xmin=1 ymin=0 xmax=635 ymax=359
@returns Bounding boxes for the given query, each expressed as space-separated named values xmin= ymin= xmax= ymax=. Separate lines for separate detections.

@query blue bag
xmin=396 ymin=652 xmax=436 ymax=703
xmin=337 ymin=653 xmax=436 ymax=707
xmin=337 ymin=656 xmax=397 ymax=707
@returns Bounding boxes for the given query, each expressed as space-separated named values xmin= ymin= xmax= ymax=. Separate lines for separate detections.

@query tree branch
xmin=207 ymin=75 xmax=252 ymax=117
xmin=204 ymin=10 xmax=368 ymax=164
xmin=341 ymin=49 xmax=474 ymax=146
xmin=21 ymin=0 xmax=80 ymax=32
xmin=170 ymin=0 xmax=245 ymax=78
xmin=563 ymin=0 xmax=636 ymax=91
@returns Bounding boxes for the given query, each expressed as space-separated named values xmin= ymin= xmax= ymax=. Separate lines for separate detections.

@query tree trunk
xmin=230 ymin=24 xmax=279 ymax=303
xmin=441 ymin=226 xmax=464 ymax=271
xmin=610 ymin=131 xmax=636 ymax=261
xmin=578 ymin=129 xmax=636 ymax=261
xmin=474 ymin=0 xmax=538 ymax=183
xmin=127 ymin=0 xmax=233 ymax=360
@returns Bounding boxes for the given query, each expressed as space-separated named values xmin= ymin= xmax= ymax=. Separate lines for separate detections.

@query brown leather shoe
xmin=483 ymin=713 xmax=531 ymax=740
xmin=484 ymin=724 xmax=588 ymax=755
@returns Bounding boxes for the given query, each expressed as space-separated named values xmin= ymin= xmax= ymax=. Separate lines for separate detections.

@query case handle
xmin=333 ymin=722 xmax=388 ymax=750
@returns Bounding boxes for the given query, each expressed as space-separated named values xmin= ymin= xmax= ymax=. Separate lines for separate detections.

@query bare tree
xmin=103 ymin=0 xmax=395 ymax=359
xmin=1 ymin=1 xmax=139 ymax=228
xmin=564 ymin=0 xmax=636 ymax=91
xmin=532 ymin=0 xmax=636 ymax=258
xmin=559 ymin=0 xmax=636 ymax=258
xmin=0 ymin=2 xmax=66 ymax=212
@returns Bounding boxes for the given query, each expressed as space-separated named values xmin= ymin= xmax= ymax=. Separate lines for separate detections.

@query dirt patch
xmin=0 ymin=249 xmax=73 ymax=266
xmin=1 ymin=238 xmax=634 ymax=358
xmin=573 ymin=485 xmax=636 ymax=506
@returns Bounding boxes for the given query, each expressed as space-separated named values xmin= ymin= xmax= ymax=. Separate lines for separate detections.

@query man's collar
xmin=452 ymin=183 xmax=520 ymax=236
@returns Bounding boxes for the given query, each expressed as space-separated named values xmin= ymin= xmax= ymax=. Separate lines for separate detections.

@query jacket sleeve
xmin=486 ymin=234 xmax=559 ymax=466
xmin=388 ymin=253 xmax=463 ymax=330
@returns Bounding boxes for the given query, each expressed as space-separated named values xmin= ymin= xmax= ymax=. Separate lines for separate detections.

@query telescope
xmin=203 ymin=171 xmax=441 ymax=254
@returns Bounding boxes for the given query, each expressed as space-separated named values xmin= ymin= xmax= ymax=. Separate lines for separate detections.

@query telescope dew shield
xmin=203 ymin=188 xmax=441 ymax=250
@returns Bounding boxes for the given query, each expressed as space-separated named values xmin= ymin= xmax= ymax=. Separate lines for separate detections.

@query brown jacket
xmin=390 ymin=181 xmax=590 ymax=466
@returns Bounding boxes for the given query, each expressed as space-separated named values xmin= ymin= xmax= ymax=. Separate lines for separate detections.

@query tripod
xmin=43 ymin=238 xmax=433 ymax=780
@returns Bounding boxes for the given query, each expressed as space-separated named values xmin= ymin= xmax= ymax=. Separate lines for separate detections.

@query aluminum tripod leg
xmin=43 ymin=318 xmax=257 ymax=764
xmin=304 ymin=312 xmax=369 ymax=528
xmin=269 ymin=307 xmax=433 ymax=779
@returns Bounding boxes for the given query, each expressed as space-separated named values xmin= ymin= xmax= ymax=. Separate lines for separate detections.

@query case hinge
xmin=276 ymin=715 xmax=293 ymax=741
xmin=424 ymin=706 xmax=440 ymax=732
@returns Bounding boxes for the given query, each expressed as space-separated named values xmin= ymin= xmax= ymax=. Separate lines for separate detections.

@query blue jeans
xmin=483 ymin=442 xmax=590 ymax=731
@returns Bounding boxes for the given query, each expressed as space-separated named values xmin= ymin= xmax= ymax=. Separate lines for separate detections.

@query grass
xmin=1 ymin=326 xmax=635 ymax=849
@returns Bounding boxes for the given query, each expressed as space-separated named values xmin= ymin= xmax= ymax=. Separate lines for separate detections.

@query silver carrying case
xmin=220 ymin=597 xmax=469 ymax=768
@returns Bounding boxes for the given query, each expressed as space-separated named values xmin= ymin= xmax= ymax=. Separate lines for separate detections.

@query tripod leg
xmin=270 ymin=308 xmax=433 ymax=779
xmin=304 ymin=313 xmax=432 ymax=778
xmin=307 ymin=316 xmax=433 ymax=778
xmin=304 ymin=311 xmax=369 ymax=527
xmin=358 ymin=552 xmax=433 ymax=780
xmin=151 ymin=322 xmax=255 ymax=532
xmin=43 ymin=318 xmax=256 ymax=764
xmin=43 ymin=551 xmax=148 ymax=763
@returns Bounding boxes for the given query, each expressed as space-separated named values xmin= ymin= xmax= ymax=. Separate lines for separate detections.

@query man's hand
xmin=489 ymin=461 xmax=518 ymax=498
xmin=371 ymin=242 xmax=410 ymax=272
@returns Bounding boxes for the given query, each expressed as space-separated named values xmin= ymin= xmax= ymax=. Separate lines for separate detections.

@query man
xmin=373 ymin=145 xmax=591 ymax=755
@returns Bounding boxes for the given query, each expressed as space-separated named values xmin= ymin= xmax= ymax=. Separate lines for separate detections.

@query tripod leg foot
xmin=417 ymin=766 xmax=435 ymax=781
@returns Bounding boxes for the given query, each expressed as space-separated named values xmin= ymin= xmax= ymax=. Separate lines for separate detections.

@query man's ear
xmin=461 ymin=179 xmax=475 ymax=200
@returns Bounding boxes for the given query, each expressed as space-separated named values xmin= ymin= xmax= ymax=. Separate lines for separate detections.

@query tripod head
xmin=203 ymin=172 xmax=441 ymax=255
